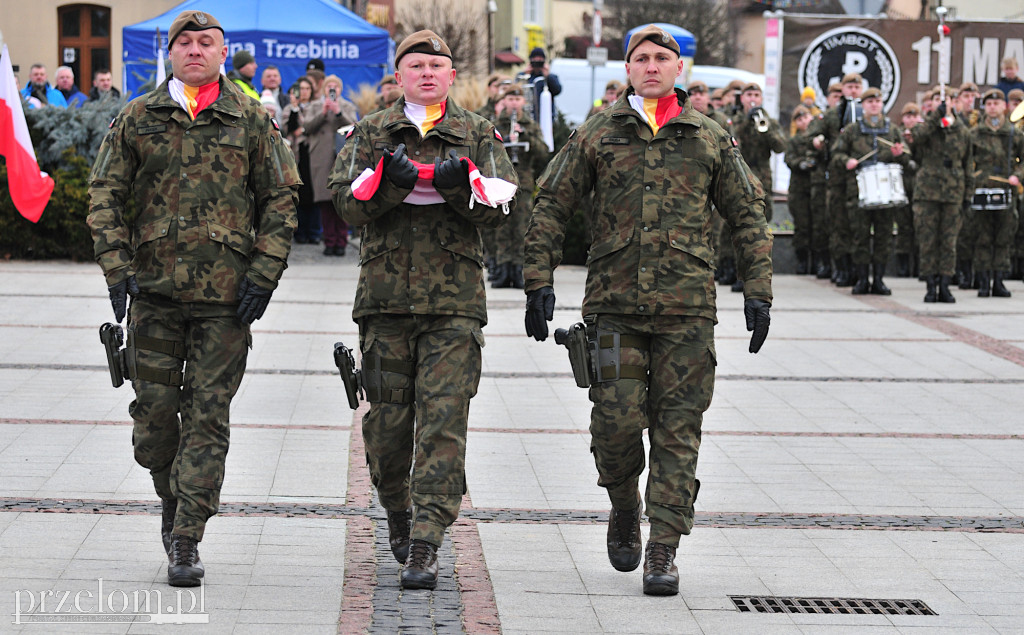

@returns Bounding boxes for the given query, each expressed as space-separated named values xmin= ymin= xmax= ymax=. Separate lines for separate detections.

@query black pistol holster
xmin=99 ymin=323 xmax=132 ymax=388
xmin=554 ymin=322 xmax=594 ymax=388
xmin=333 ymin=342 xmax=363 ymax=409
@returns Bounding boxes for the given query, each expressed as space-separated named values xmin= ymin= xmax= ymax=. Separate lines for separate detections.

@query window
xmin=524 ymin=0 xmax=541 ymax=25
xmin=57 ymin=4 xmax=111 ymax=94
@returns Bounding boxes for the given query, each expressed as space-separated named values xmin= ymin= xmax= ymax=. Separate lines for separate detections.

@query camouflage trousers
xmin=359 ymin=314 xmax=483 ymax=548
xmin=958 ymin=206 xmax=976 ymax=261
xmin=848 ymin=205 xmax=895 ymax=266
xmin=972 ymin=207 xmax=1018 ymax=271
xmin=789 ymin=173 xmax=813 ymax=253
xmin=810 ymin=174 xmax=830 ymax=253
xmin=588 ymin=314 xmax=716 ymax=548
xmin=894 ymin=203 xmax=917 ymax=256
xmin=913 ymin=200 xmax=963 ymax=276
xmin=829 ymin=176 xmax=851 ymax=258
xmin=492 ymin=189 xmax=531 ymax=265
xmin=128 ymin=294 xmax=250 ymax=541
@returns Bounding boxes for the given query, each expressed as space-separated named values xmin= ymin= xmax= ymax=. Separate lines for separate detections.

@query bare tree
xmin=604 ymin=0 xmax=734 ymax=66
xmin=395 ymin=0 xmax=489 ymax=77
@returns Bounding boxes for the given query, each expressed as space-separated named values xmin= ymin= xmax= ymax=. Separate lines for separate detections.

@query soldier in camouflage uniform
xmin=728 ymin=82 xmax=784 ymax=293
xmin=87 ymin=10 xmax=299 ymax=587
xmin=969 ymin=88 xmax=1024 ymax=297
xmin=831 ymin=87 xmax=910 ymax=295
xmin=894 ymin=102 xmax=923 ymax=277
xmin=1010 ymin=88 xmax=1024 ymax=279
xmin=523 ymin=26 xmax=772 ymax=596
xmin=785 ymin=105 xmax=827 ymax=275
xmin=328 ymin=30 xmax=517 ymax=590
xmin=909 ymin=94 xmax=974 ymax=302
xmin=953 ymin=83 xmax=983 ymax=288
xmin=686 ymin=80 xmax=731 ymax=279
xmin=812 ymin=73 xmax=864 ymax=286
xmin=487 ymin=83 xmax=548 ymax=288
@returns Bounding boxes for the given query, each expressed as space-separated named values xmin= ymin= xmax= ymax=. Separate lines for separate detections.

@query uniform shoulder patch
xmin=109 ymin=117 xmax=117 ymax=129
xmin=730 ymin=136 xmax=739 ymax=147
xmin=345 ymin=128 xmax=354 ymax=138
xmin=270 ymin=117 xmax=280 ymax=131
xmin=494 ymin=128 xmax=503 ymax=142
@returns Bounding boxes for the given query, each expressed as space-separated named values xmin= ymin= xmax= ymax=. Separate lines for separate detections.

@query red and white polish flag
xmin=351 ymin=156 xmax=516 ymax=212
xmin=0 ymin=44 xmax=54 ymax=223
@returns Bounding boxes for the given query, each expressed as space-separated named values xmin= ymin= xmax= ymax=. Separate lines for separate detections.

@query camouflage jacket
xmin=705 ymin=109 xmax=732 ymax=132
xmin=910 ymin=109 xmax=974 ymax=204
xmin=524 ymin=88 xmax=773 ymax=321
xmin=895 ymin=123 xmax=919 ymax=198
xmin=329 ymin=96 xmax=517 ymax=325
xmin=969 ymin=117 xmax=1024 ymax=192
xmin=87 ymin=76 xmax=300 ymax=302
xmin=733 ymin=110 xmax=785 ymax=174
xmin=831 ymin=116 xmax=910 ymax=180
xmin=784 ymin=127 xmax=826 ymax=178
xmin=493 ymin=110 xmax=548 ymax=192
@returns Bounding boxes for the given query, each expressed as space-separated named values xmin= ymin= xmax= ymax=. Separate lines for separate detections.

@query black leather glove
xmin=744 ymin=298 xmax=771 ymax=354
xmin=936 ymin=101 xmax=947 ymax=117
xmin=433 ymin=150 xmax=469 ymax=190
xmin=525 ymin=287 xmax=556 ymax=342
xmin=237 ymin=277 xmax=274 ymax=324
xmin=107 ymin=275 xmax=139 ymax=323
xmin=384 ymin=143 xmax=418 ymax=189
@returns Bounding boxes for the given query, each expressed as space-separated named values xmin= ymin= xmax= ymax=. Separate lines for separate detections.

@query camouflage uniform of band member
xmin=785 ymin=114 xmax=827 ymax=275
xmin=910 ymin=105 xmax=974 ymax=302
xmin=488 ymin=101 xmax=548 ymax=287
xmin=524 ymin=27 xmax=772 ymax=596
xmin=968 ymin=95 xmax=1024 ymax=297
xmin=1014 ymin=108 xmax=1024 ymax=278
xmin=894 ymin=118 xmax=919 ymax=278
xmin=328 ymin=32 xmax=517 ymax=575
xmin=811 ymin=94 xmax=858 ymax=285
xmin=87 ymin=10 xmax=299 ymax=588
xmin=830 ymin=95 xmax=910 ymax=295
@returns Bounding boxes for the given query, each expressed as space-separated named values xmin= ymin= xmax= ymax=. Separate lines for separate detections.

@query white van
xmin=548 ymin=59 xmax=764 ymax=128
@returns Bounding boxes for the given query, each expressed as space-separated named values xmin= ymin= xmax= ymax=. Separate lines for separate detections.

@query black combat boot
xmin=836 ymin=255 xmax=852 ymax=287
xmin=977 ymin=270 xmax=991 ymax=297
xmin=387 ymin=509 xmax=412 ymax=564
xmin=924 ymin=275 xmax=938 ymax=303
xmin=814 ymin=251 xmax=831 ymax=279
xmin=938 ymin=275 xmax=956 ymax=303
xmin=510 ymin=265 xmax=524 ymax=289
xmin=167 ymin=535 xmax=204 ymax=587
xmin=485 ymin=257 xmax=499 ymax=282
xmin=400 ymin=539 xmax=439 ymax=590
xmin=992 ymin=271 xmax=1012 ymax=297
xmin=795 ymin=248 xmax=809 ymax=275
xmin=161 ymin=498 xmax=177 ymax=556
xmin=606 ymin=503 xmax=642 ymax=572
xmin=851 ymin=264 xmax=870 ymax=294
xmin=958 ymin=260 xmax=973 ymax=289
xmin=871 ymin=264 xmax=891 ymax=295
xmin=642 ymin=542 xmax=679 ymax=596
xmin=490 ymin=262 xmax=511 ymax=288
xmin=896 ymin=253 xmax=911 ymax=277
xmin=1012 ymin=257 xmax=1023 ymax=280
xmin=718 ymin=258 xmax=736 ymax=285
xmin=731 ymin=279 xmax=744 ymax=292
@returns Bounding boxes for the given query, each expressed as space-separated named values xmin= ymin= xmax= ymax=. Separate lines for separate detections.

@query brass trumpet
xmin=751 ymin=107 xmax=770 ymax=133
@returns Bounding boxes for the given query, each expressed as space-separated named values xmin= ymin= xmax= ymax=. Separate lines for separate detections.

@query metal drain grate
xmin=730 ymin=596 xmax=937 ymax=616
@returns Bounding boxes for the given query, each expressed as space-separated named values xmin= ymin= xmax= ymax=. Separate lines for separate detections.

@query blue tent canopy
xmin=623 ymin=23 xmax=697 ymax=59
xmin=123 ymin=0 xmax=394 ymax=98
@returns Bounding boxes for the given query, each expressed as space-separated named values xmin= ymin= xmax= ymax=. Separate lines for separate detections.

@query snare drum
xmin=970 ymin=188 xmax=1012 ymax=211
xmin=855 ymin=163 xmax=907 ymax=209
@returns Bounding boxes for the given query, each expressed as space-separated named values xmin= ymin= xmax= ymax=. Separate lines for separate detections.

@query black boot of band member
xmin=400 ymin=539 xmax=439 ymax=590
xmin=642 ymin=542 xmax=679 ymax=596
xmin=510 ymin=265 xmax=525 ymax=289
xmin=718 ymin=258 xmax=737 ymax=285
xmin=896 ymin=253 xmax=910 ymax=278
xmin=924 ymin=275 xmax=938 ymax=303
xmin=992 ymin=270 xmax=1012 ymax=297
xmin=851 ymin=264 xmax=870 ymax=295
xmin=161 ymin=499 xmax=177 ymax=556
xmin=606 ymin=503 xmax=642 ymax=572
xmin=387 ymin=509 xmax=412 ymax=564
xmin=958 ymin=261 xmax=973 ymax=289
xmin=977 ymin=270 xmax=991 ymax=297
xmin=836 ymin=255 xmax=852 ymax=287
xmin=870 ymin=264 xmax=891 ymax=295
xmin=938 ymin=275 xmax=956 ymax=303
xmin=490 ymin=262 xmax=511 ymax=288
xmin=795 ymin=248 xmax=809 ymax=275
xmin=167 ymin=535 xmax=204 ymax=587
xmin=814 ymin=251 xmax=831 ymax=279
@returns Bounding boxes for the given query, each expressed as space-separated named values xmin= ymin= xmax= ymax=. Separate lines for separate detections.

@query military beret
xmin=1008 ymin=88 xmax=1024 ymax=101
xmin=395 ymin=30 xmax=452 ymax=66
xmin=725 ymin=79 xmax=746 ymax=93
xmin=605 ymin=79 xmax=624 ymax=92
xmin=742 ymin=82 xmax=762 ymax=94
xmin=958 ymin=81 xmax=979 ymax=94
xmin=861 ymin=87 xmax=882 ymax=101
xmin=710 ymin=88 xmax=725 ymax=100
xmin=168 ymin=10 xmax=223 ymax=50
xmin=306 ymin=58 xmax=325 ymax=72
xmin=686 ymin=80 xmax=708 ymax=94
xmin=827 ymin=82 xmax=843 ymax=95
xmin=379 ymin=75 xmax=397 ymax=87
xmin=792 ymin=105 xmax=811 ymax=119
xmin=625 ymin=25 xmax=680 ymax=62
xmin=981 ymin=88 xmax=1006 ymax=102
xmin=498 ymin=83 xmax=524 ymax=99
xmin=900 ymin=102 xmax=921 ymax=116
xmin=232 ymin=50 xmax=255 ymax=70
xmin=841 ymin=72 xmax=862 ymax=85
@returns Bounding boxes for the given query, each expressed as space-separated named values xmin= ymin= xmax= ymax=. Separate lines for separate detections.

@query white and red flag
xmin=0 ymin=44 xmax=54 ymax=223
xmin=351 ymin=156 xmax=516 ymax=211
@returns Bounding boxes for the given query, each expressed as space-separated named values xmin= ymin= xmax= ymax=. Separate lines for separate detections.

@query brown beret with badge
xmin=861 ymin=87 xmax=882 ymax=101
xmin=625 ymin=25 xmax=680 ymax=62
xmin=168 ymin=11 xmax=224 ymax=50
xmin=841 ymin=72 xmax=863 ymax=85
xmin=981 ymin=88 xmax=1005 ymax=103
xmin=395 ymin=30 xmax=452 ymax=65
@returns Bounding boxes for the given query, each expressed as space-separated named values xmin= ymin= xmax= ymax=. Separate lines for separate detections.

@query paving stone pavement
xmin=1 ymin=245 xmax=1023 ymax=634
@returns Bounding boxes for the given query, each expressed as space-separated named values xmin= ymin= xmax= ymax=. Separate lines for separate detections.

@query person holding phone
xmin=282 ymin=77 xmax=321 ymax=245
xmin=311 ymin=75 xmax=358 ymax=256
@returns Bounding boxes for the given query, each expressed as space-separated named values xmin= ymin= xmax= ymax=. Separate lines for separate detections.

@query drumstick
xmin=856 ymin=148 xmax=878 ymax=163
xmin=987 ymin=175 xmax=1024 ymax=193
xmin=875 ymin=137 xmax=895 ymax=147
